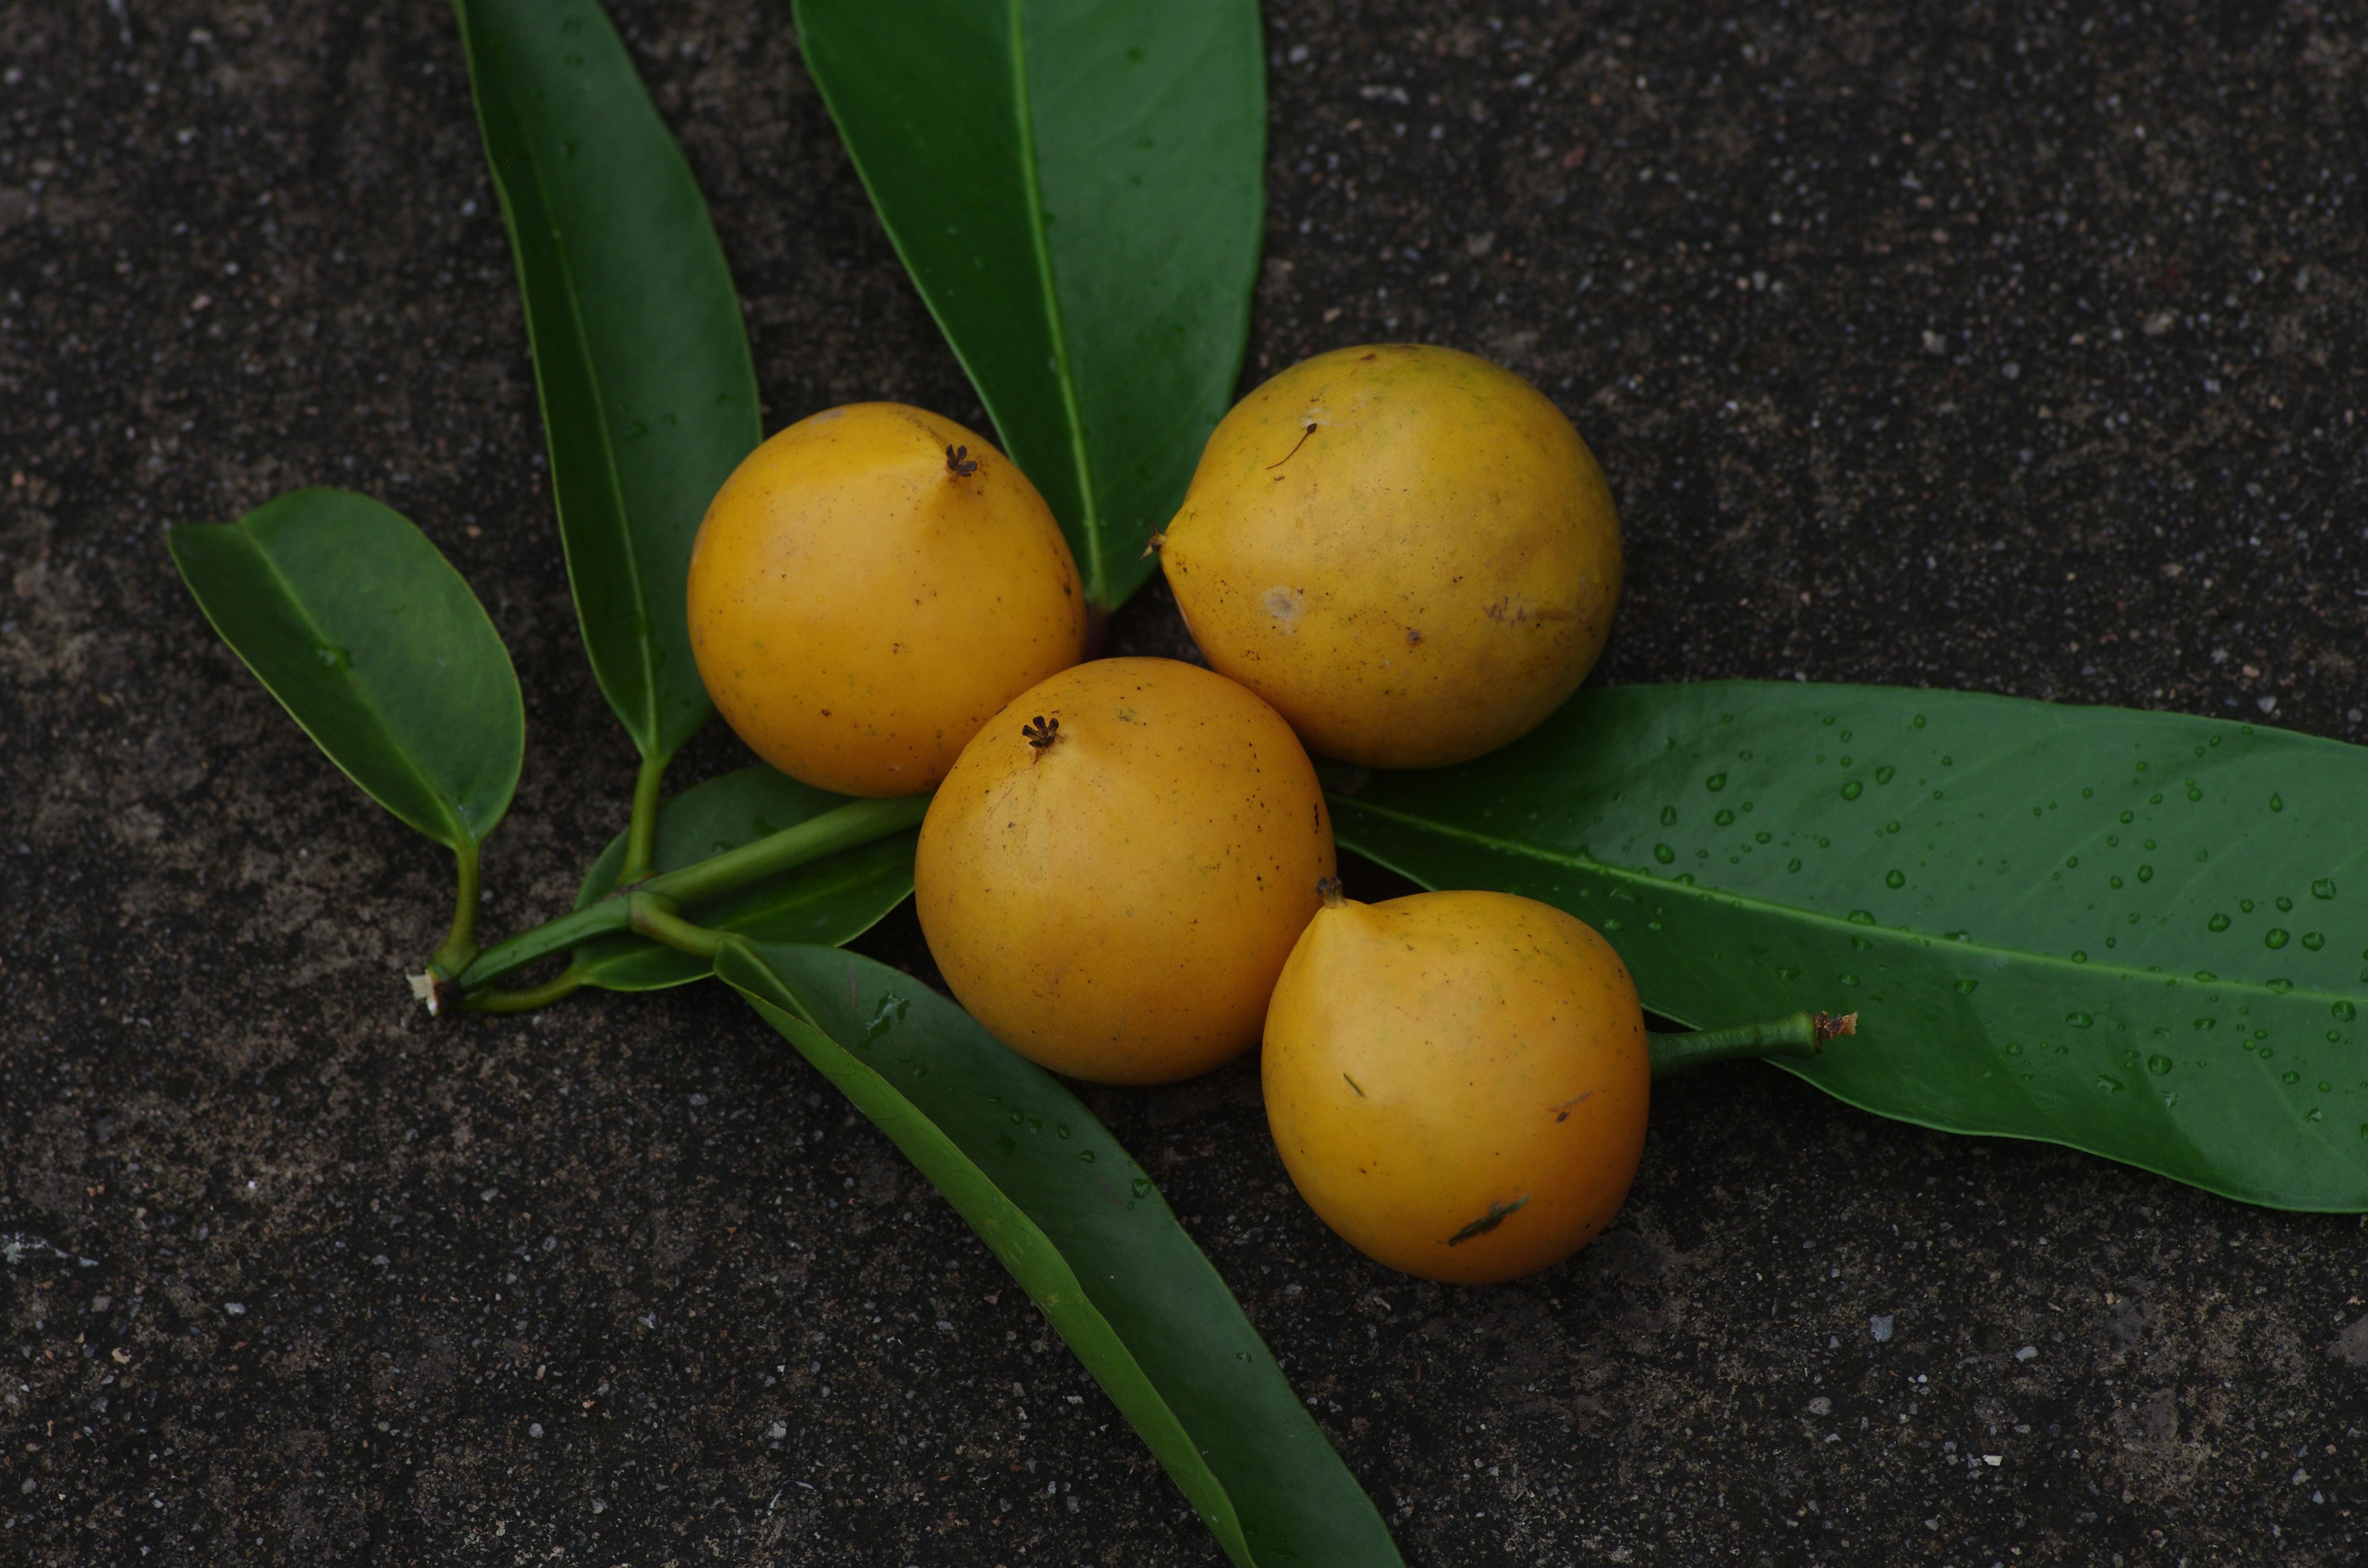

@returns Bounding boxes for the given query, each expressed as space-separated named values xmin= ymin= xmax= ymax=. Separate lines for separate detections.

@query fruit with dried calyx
xmin=686 ymin=403 xmax=1085 ymax=797
xmin=1263 ymin=884 xmax=1853 ymax=1283
xmin=1159 ymin=343 xmax=1621 ymax=770
xmin=915 ymin=657 xmax=1335 ymax=1085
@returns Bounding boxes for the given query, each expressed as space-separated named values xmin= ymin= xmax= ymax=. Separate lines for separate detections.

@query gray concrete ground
xmin=4 ymin=1 xmax=2366 ymax=1564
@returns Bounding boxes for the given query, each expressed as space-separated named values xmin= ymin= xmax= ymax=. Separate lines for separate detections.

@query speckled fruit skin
xmin=915 ymin=657 xmax=1336 ymax=1086
xmin=686 ymin=403 xmax=1086 ymax=797
xmin=1262 ymin=890 xmax=1649 ymax=1284
xmin=1160 ymin=343 xmax=1621 ymax=770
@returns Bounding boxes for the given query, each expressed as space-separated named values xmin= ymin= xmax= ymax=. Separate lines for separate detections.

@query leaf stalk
xmin=446 ymin=793 xmax=930 ymax=997
xmin=617 ymin=750 xmax=671 ymax=886
xmin=1647 ymin=1010 xmax=1857 ymax=1078
xmin=459 ymin=966 xmax=590 ymax=1014
xmin=428 ymin=838 xmax=483 ymax=979
xmin=628 ymin=894 xmax=728 ymax=959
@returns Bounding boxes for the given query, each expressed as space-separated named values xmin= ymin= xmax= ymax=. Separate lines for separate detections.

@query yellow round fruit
xmin=1160 ymin=343 xmax=1621 ymax=770
xmin=915 ymin=657 xmax=1335 ymax=1085
xmin=686 ymin=403 xmax=1086 ymax=796
xmin=1262 ymin=888 xmax=1649 ymax=1284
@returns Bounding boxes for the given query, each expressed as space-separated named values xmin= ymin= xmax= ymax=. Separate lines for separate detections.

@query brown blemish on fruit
xmin=1405 ymin=627 xmax=1424 ymax=646
xmin=1021 ymin=715 xmax=1060 ymax=759
xmin=1484 ymin=598 xmax=1576 ymax=625
xmin=1550 ymin=1090 xmax=1594 ymax=1122
xmin=1265 ymin=421 xmax=1319 ymax=469
xmin=1445 ymin=1195 xmax=1529 ymax=1246
xmin=1343 ymin=1072 xmax=1366 ymax=1097
xmin=944 ymin=443 xmax=980 ymax=478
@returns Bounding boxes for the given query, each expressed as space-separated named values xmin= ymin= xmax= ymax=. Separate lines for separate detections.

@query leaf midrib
xmin=1333 ymin=794 xmax=2365 ymax=1010
xmin=231 ymin=523 xmax=473 ymax=849
xmin=477 ymin=7 xmax=663 ymax=751
xmin=1005 ymin=0 xmax=1104 ymax=600
xmin=738 ymin=962 xmax=1255 ymax=1564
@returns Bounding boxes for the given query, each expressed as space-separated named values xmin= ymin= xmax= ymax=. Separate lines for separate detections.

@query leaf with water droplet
xmin=1329 ymin=680 xmax=2368 ymax=1210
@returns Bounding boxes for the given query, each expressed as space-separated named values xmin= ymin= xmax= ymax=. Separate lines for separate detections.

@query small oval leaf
xmin=717 ymin=942 xmax=1403 ymax=1568
xmin=1331 ymin=682 xmax=2368 ymax=1212
xmin=570 ymin=766 xmax=915 ymax=990
xmin=168 ymin=488 xmax=523 ymax=850
xmin=456 ymin=0 xmax=761 ymax=761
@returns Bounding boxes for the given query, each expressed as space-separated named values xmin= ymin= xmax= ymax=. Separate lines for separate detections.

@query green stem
xmin=629 ymin=894 xmax=728 ymax=960
xmin=637 ymin=793 xmax=928 ymax=907
xmin=450 ymin=794 xmax=930 ymax=994
xmin=617 ymin=750 xmax=671 ymax=886
xmin=1647 ymin=1009 xmax=1858 ymax=1078
xmin=459 ymin=967 xmax=590 ymax=1014
xmin=427 ymin=838 xmax=483 ymax=979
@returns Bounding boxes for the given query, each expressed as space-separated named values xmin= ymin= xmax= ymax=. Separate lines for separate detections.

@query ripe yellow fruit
xmin=686 ymin=403 xmax=1086 ymax=797
xmin=915 ymin=657 xmax=1335 ymax=1085
xmin=1262 ymin=888 xmax=1649 ymax=1284
xmin=1161 ymin=344 xmax=1621 ymax=770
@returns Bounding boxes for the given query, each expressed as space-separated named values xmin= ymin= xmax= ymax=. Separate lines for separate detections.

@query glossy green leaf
xmin=716 ymin=942 xmax=1402 ymax=1568
xmin=168 ymin=488 xmax=523 ymax=851
xmin=569 ymin=767 xmax=915 ymax=990
xmin=1329 ymin=682 xmax=2368 ymax=1212
xmin=456 ymin=0 xmax=760 ymax=762
xmin=794 ymin=0 xmax=1265 ymax=611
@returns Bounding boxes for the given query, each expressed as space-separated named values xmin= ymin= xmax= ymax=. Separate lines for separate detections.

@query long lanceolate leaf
xmin=168 ymin=489 xmax=523 ymax=852
xmin=456 ymin=0 xmax=760 ymax=764
xmin=570 ymin=766 xmax=916 ymax=991
xmin=794 ymin=0 xmax=1266 ymax=611
xmin=717 ymin=943 xmax=1403 ymax=1568
xmin=1329 ymin=683 xmax=2368 ymax=1212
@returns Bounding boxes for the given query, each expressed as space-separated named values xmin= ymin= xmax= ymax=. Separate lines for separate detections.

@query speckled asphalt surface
xmin=4 ymin=2 xmax=2365 ymax=1564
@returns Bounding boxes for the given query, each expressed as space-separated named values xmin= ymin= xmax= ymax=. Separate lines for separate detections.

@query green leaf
xmin=168 ymin=489 xmax=524 ymax=851
xmin=794 ymin=0 xmax=1265 ymax=611
xmin=716 ymin=942 xmax=1403 ymax=1568
xmin=1328 ymin=682 xmax=2368 ymax=1213
xmin=456 ymin=0 xmax=760 ymax=762
xmin=569 ymin=767 xmax=915 ymax=990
